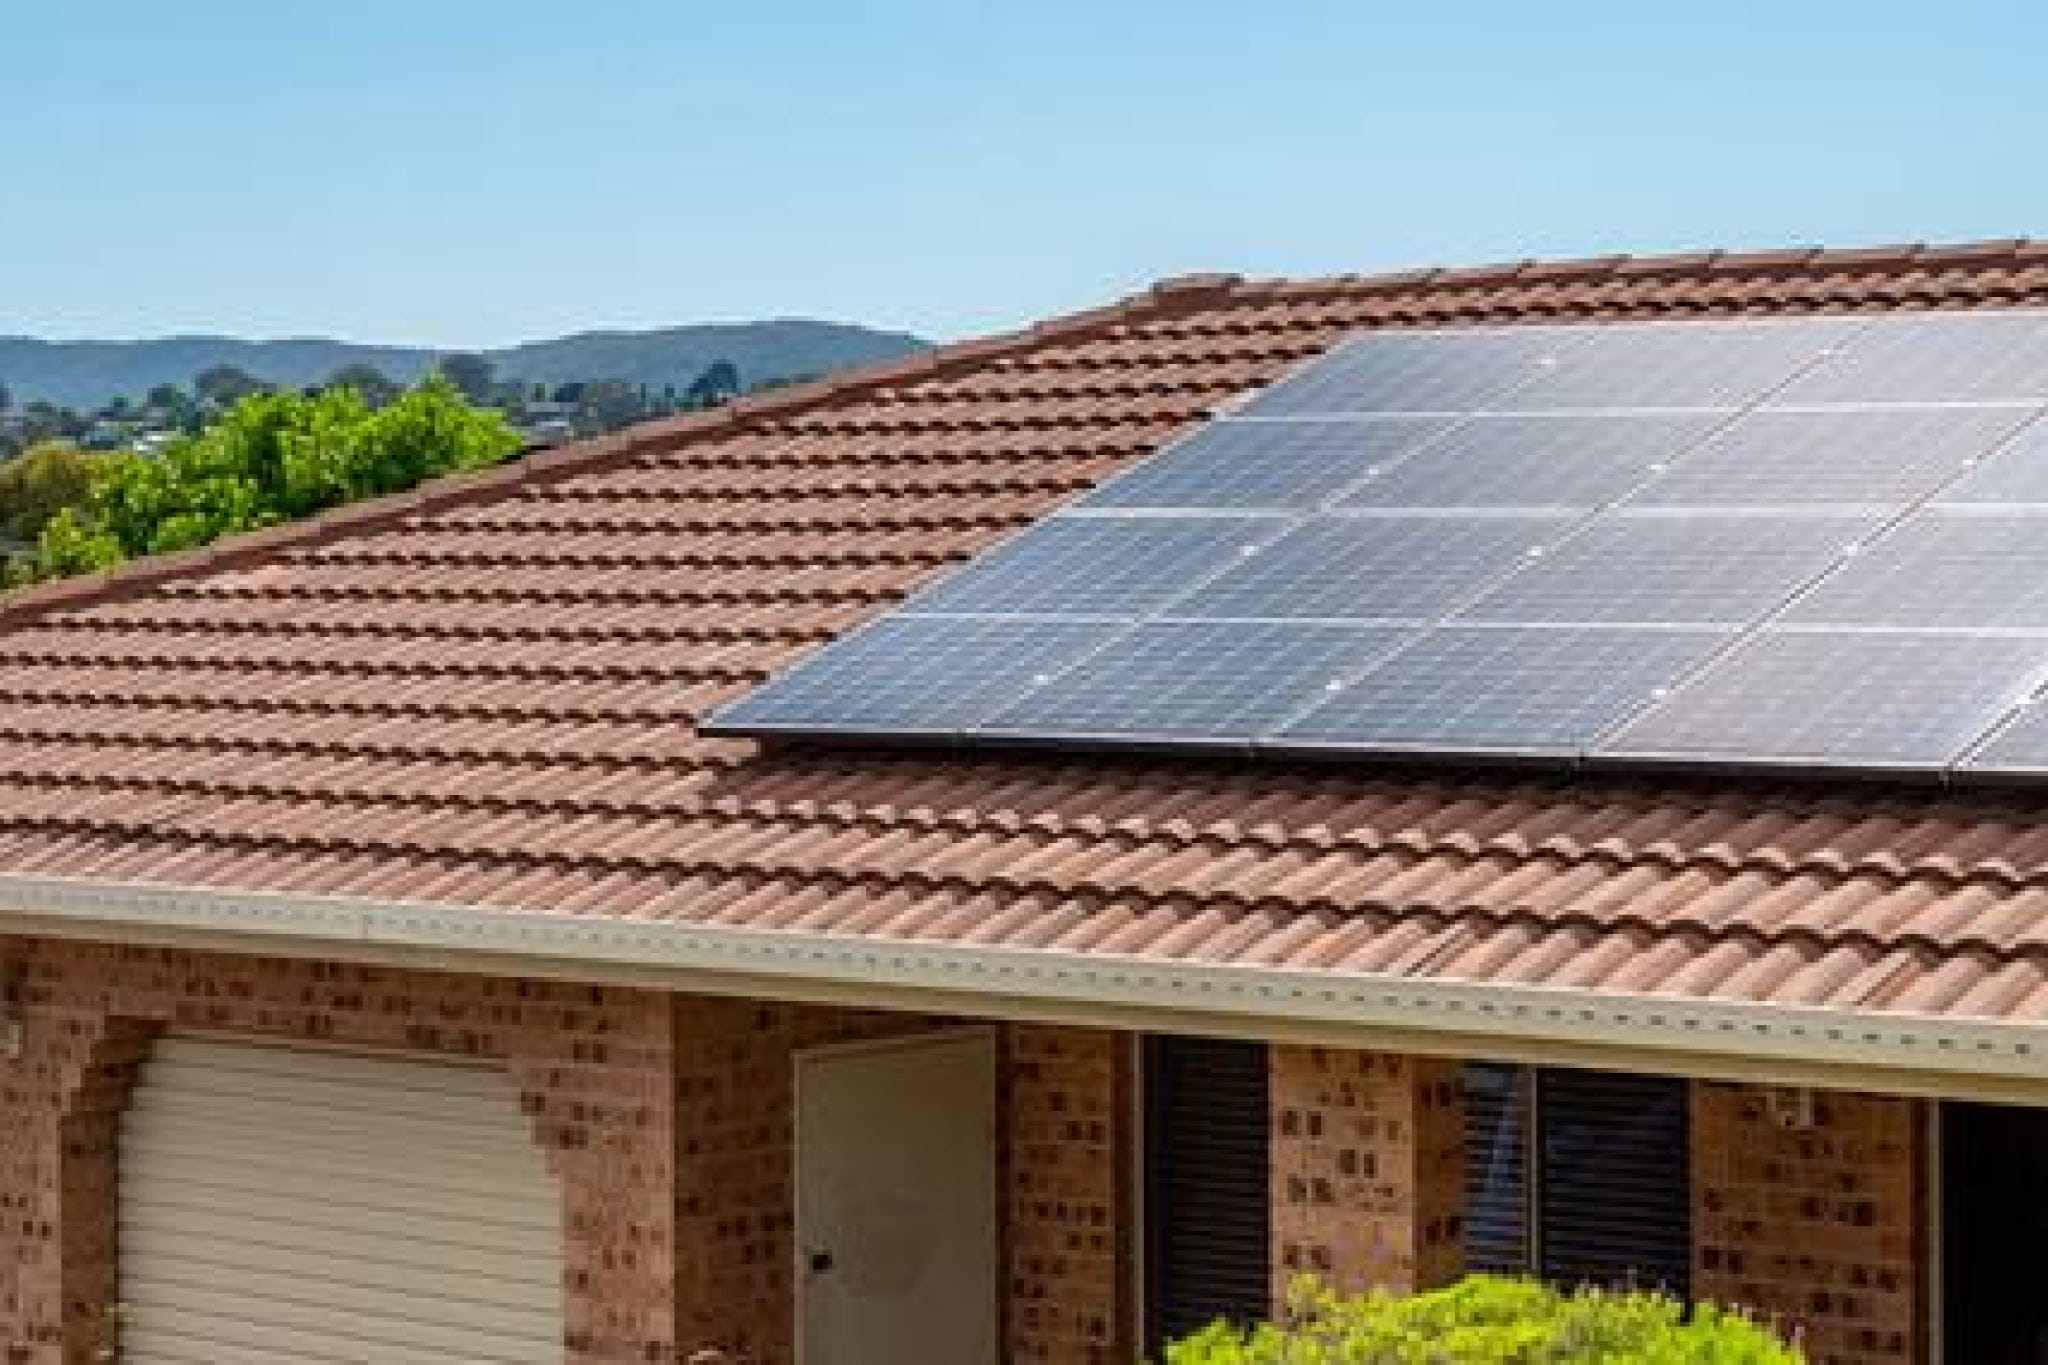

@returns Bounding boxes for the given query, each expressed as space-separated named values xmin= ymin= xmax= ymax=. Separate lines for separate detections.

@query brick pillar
xmin=1005 ymin=1025 xmax=1130 ymax=1365
xmin=1270 ymin=1046 xmax=1464 ymax=1307
xmin=1693 ymin=1083 xmax=1925 ymax=1365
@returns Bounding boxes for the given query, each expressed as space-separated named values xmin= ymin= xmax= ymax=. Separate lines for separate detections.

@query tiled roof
xmin=9 ymin=240 xmax=2048 ymax=1025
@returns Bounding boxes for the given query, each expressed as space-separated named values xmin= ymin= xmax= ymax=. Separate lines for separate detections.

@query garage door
xmin=117 ymin=1036 xmax=564 ymax=1364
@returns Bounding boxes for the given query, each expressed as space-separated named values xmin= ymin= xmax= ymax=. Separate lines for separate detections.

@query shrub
xmin=1164 ymin=1275 xmax=1803 ymax=1365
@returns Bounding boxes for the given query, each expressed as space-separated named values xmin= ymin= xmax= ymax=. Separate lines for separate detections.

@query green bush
xmin=8 ymin=375 xmax=518 ymax=586
xmin=1165 ymin=1276 xmax=1803 ymax=1365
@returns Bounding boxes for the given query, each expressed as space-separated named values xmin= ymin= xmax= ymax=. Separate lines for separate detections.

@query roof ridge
xmin=1217 ymin=235 xmax=2048 ymax=302
xmin=0 ymin=278 xmax=1213 ymax=631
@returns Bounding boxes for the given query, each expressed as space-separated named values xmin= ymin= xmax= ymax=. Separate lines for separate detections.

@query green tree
xmin=325 ymin=363 xmax=401 ymax=408
xmin=683 ymin=360 xmax=741 ymax=409
xmin=10 ymin=376 xmax=519 ymax=587
xmin=195 ymin=364 xmax=265 ymax=407
xmin=435 ymin=353 xmax=496 ymax=404
xmin=1166 ymin=1277 xmax=1801 ymax=1365
xmin=0 ymin=380 xmax=13 ymax=413
xmin=0 ymin=440 xmax=111 ymax=546
xmin=146 ymin=383 xmax=185 ymax=412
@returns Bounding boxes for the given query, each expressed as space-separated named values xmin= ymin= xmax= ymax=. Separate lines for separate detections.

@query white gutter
xmin=3 ymin=872 xmax=2046 ymax=1105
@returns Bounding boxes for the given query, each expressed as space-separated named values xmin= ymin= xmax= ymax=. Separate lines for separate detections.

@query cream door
xmin=117 ymin=1036 xmax=563 ymax=1364
xmin=795 ymin=1030 xmax=999 ymax=1365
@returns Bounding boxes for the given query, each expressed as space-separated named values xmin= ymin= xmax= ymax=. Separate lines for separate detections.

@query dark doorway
xmin=1945 ymin=1102 xmax=2048 ymax=1363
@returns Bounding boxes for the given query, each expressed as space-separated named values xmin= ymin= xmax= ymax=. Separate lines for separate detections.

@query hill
xmin=0 ymin=321 xmax=930 ymax=409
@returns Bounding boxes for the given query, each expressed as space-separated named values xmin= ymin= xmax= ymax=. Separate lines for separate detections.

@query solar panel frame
xmin=1077 ymin=415 xmax=1454 ymax=511
xmin=1456 ymin=510 xmax=1880 ymax=627
xmin=1333 ymin=411 xmax=1729 ymax=511
xmin=1263 ymin=624 xmax=1736 ymax=758
xmin=1174 ymin=512 xmax=1571 ymax=623
xmin=1490 ymin=315 xmax=1863 ymax=412
xmin=704 ymin=615 xmax=1127 ymax=739
xmin=975 ymin=620 xmax=1415 ymax=748
xmin=1595 ymin=628 xmax=2048 ymax=773
xmin=900 ymin=513 xmax=1291 ymax=618
xmin=1773 ymin=310 xmax=2048 ymax=405
xmin=1621 ymin=405 xmax=2039 ymax=509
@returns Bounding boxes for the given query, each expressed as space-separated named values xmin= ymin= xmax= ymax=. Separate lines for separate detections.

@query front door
xmin=1946 ymin=1101 xmax=2048 ymax=1363
xmin=795 ymin=1029 xmax=998 ymax=1365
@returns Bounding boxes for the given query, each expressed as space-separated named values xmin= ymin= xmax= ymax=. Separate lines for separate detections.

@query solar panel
xmin=1080 ymin=416 xmax=1450 ymax=510
xmin=1271 ymin=625 xmax=1732 ymax=754
xmin=1775 ymin=310 xmax=2048 ymax=404
xmin=1495 ymin=317 xmax=1859 ymax=411
xmin=706 ymin=308 xmax=2048 ymax=784
xmin=1337 ymin=412 xmax=1725 ymax=510
xmin=1177 ymin=514 xmax=1567 ymax=622
xmin=707 ymin=616 xmax=1120 ymax=735
xmin=1459 ymin=512 xmax=1875 ymax=626
xmin=1601 ymin=629 xmax=2048 ymax=769
xmin=1936 ymin=419 xmax=2048 ymax=504
xmin=979 ymin=621 xmax=1411 ymax=742
xmin=906 ymin=515 xmax=1285 ymax=617
xmin=1235 ymin=329 xmax=1580 ymax=416
xmin=1958 ymin=700 xmax=2048 ymax=776
xmin=1785 ymin=509 xmax=2048 ymax=629
xmin=1624 ymin=406 xmax=2036 ymax=508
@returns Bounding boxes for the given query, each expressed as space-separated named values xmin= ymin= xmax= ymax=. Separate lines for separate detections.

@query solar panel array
xmin=707 ymin=309 xmax=2048 ymax=782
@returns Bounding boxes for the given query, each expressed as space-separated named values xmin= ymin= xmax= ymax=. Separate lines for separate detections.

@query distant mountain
xmin=0 ymin=321 xmax=930 ymax=409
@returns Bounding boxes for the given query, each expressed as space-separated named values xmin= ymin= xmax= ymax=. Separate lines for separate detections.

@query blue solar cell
xmin=1601 ymin=629 xmax=2048 ymax=768
xmin=1623 ymin=406 xmax=2034 ymax=508
xmin=1338 ymin=412 xmax=1724 ymax=510
xmin=1177 ymin=514 xmax=1567 ymax=622
xmin=1786 ymin=509 xmax=2048 ymax=629
xmin=1935 ymin=418 xmax=2048 ymax=504
xmin=1079 ymin=416 xmax=1450 ymax=510
xmin=706 ymin=617 xmax=1121 ymax=735
xmin=980 ymin=621 xmax=1411 ymax=740
xmin=1234 ymin=328 xmax=1580 ymax=416
xmin=1775 ymin=310 xmax=2048 ymax=404
xmin=1459 ymin=512 xmax=1875 ymax=626
xmin=905 ymin=515 xmax=1285 ymax=617
xmin=1270 ymin=625 xmax=1731 ymax=754
xmin=1496 ymin=317 xmax=1858 ymax=411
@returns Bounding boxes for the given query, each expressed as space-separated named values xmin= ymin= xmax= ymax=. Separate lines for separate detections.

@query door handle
xmin=807 ymin=1249 xmax=835 ymax=1275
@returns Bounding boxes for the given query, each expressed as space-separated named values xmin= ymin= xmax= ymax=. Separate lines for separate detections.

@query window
xmin=1143 ymin=1036 xmax=1270 ymax=1348
xmin=1464 ymin=1063 xmax=1691 ymax=1295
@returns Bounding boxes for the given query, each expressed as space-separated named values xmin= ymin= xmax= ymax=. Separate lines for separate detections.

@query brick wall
xmin=0 ymin=937 xmax=1132 ymax=1365
xmin=670 ymin=1001 xmax=1130 ymax=1364
xmin=1268 ymin=1045 xmax=1464 ymax=1308
xmin=1693 ymin=1083 xmax=1926 ymax=1365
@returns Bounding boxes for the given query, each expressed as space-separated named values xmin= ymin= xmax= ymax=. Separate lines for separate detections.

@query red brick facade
xmin=1269 ymin=1046 xmax=1465 ymax=1306
xmin=0 ymin=936 xmax=1130 ymax=1365
xmin=0 ymin=934 xmax=1946 ymax=1365
xmin=1694 ymin=1084 xmax=1927 ymax=1365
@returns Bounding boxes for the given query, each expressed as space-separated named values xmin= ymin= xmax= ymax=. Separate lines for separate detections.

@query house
xmin=2 ymin=240 xmax=2048 ymax=1365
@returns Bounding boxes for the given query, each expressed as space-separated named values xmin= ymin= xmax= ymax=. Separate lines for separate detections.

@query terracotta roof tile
xmin=9 ymin=243 xmax=2048 ymax=1023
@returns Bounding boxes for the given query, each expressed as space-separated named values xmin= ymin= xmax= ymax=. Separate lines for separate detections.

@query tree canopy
xmin=194 ymin=364 xmax=265 ymax=407
xmin=14 ymin=375 xmax=519 ymax=585
xmin=0 ymin=441 xmax=108 ymax=548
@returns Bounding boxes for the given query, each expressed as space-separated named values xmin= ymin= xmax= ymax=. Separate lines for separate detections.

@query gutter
xmin=3 ymin=872 xmax=2046 ymax=1105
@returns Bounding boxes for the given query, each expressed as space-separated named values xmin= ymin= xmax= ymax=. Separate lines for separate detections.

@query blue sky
xmin=6 ymin=1 xmax=2042 ymax=347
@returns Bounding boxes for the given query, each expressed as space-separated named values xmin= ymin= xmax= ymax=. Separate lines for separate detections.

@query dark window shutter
xmin=1463 ymin=1062 xmax=1532 ymax=1273
xmin=1144 ymin=1036 xmax=1271 ymax=1349
xmin=1535 ymin=1068 xmax=1691 ymax=1295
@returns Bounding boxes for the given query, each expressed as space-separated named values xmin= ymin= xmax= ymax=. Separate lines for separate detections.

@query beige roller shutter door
xmin=117 ymin=1036 xmax=564 ymax=1365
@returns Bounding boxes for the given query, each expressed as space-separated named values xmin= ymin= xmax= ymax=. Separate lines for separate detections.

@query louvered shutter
xmin=1535 ymin=1068 xmax=1690 ymax=1295
xmin=1144 ymin=1036 xmax=1271 ymax=1348
xmin=1462 ymin=1062 xmax=1531 ymax=1273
